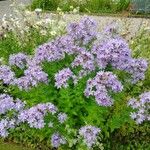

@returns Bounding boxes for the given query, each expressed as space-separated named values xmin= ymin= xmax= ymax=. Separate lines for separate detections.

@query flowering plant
xmin=0 ymin=17 xmax=149 ymax=149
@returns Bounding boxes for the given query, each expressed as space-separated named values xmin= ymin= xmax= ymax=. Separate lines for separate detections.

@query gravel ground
xmin=0 ymin=0 xmax=31 ymax=18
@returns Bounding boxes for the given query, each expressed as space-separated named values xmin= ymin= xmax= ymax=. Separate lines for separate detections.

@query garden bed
xmin=0 ymin=3 xmax=150 ymax=150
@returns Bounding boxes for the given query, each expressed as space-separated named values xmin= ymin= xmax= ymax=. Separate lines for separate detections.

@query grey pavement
xmin=0 ymin=0 xmax=31 ymax=19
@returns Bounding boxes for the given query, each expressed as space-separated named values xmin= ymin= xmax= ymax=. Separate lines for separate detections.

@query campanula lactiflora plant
xmin=0 ymin=17 xmax=149 ymax=149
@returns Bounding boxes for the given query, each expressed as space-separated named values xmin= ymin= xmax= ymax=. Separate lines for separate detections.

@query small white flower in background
xmin=0 ymin=57 xmax=4 ymax=65
xmin=48 ymin=122 xmax=53 ymax=128
xmin=2 ymin=14 xmax=7 ymax=22
xmin=50 ymin=31 xmax=57 ymax=36
xmin=36 ymin=21 xmax=43 ymax=26
xmin=57 ymin=7 xmax=62 ymax=12
xmin=35 ymin=8 xmax=42 ymax=14
xmin=40 ymin=30 xmax=47 ymax=36
xmin=70 ymin=6 xmax=74 ymax=10
xmin=25 ymin=10 xmax=32 ymax=16
xmin=56 ymin=7 xmax=64 ymax=15
xmin=130 ymin=112 xmax=137 ymax=119
xmin=72 ymin=7 xmax=80 ymax=14
xmin=45 ymin=18 xmax=53 ymax=24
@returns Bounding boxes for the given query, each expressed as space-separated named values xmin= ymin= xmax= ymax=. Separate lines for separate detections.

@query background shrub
xmin=31 ymin=0 xmax=130 ymax=14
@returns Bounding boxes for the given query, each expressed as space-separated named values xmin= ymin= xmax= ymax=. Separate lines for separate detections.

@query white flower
xmin=35 ymin=8 xmax=42 ymax=13
xmin=70 ymin=6 xmax=74 ymax=10
xmin=50 ymin=31 xmax=57 ymax=36
xmin=24 ymin=10 xmax=32 ymax=16
xmin=72 ymin=7 xmax=79 ymax=14
xmin=40 ymin=30 xmax=47 ymax=36
xmin=57 ymin=7 xmax=62 ymax=12
xmin=48 ymin=122 xmax=53 ymax=128
xmin=130 ymin=112 xmax=137 ymax=119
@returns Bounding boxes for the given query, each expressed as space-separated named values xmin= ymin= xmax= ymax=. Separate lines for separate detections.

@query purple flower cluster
xmin=124 ymin=59 xmax=148 ymax=83
xmin=24 ymin=64 xmax=48 ymax=84
xmin=0 ymin=94 xmax=15 ymax=114
xmin=0 ymin=65 xmax=15 ymax=84
xmin=92 ymin=38 xmax=148 ymax=83
xmin=0 ymin=94 xmax=25 ymax=114
xmin=55 ymin=36 xmax=75 ymax=55
xmin=0 ymin=93 xmax=68 ymax=137
xmin=51 ymin=133 xmax=66 ymax=148
xmin=84 ymin=71 xmax=123 ymax=106
xmin=0 ymin=118 xmax=16 ymax=137
xmin=34 ymin=39 xmax=65 ymax=64
xmin=13 ymin=64 xmax=48 ymax=90
xmin=34 ymin=34 xmax=85 ymax=65
xmin=70 ymin=49 xmax=96 ymax=84
xmin=18 ymin=103 xmax=58 ymax=129
xmin=0 ymin=52 xmax=48 ymax=90
xmin=92 ymin=37 xmax=131 ymax=69
xmin=79 ymin=125 xmax=101 ymax=148
xmin=57 ymin=112 xmax=67 ymax=124
xmin=128 ymin=92 xmax=150 ymax=124
xmin=0 ymin=94 xmax=25 ymax=137
xmin=55 ymin=68 xmax=73 ymax=88
xmin=67 ymin=17 xmax=97 ymax=45
xmin=9 ymin=53 xmax=29 ymax=69
xmin=71 ymin=50 xmax=95 ymax=71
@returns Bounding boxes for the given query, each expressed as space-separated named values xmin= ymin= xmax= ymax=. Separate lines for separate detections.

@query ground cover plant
xmin=0 ymin=16 xmax=150 ymax=150
xmin=31 ymin=0 xmax=130 ymax=14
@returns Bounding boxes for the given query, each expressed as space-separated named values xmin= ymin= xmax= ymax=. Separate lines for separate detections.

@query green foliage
xmin=0 ymin=29 xmax=53 ymax=61
xmin=31 ymin=0 xmax=130 ymax=14
xmin=31 ymin=0 xmax=60 ymax=11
